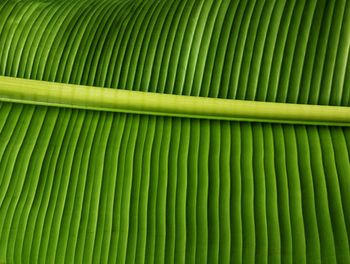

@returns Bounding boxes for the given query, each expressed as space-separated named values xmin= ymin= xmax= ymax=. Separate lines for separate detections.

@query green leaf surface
xmin=0 ymin=0 xmax=350 ymax=263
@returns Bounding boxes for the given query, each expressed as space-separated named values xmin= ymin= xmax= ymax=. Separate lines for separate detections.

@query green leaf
xmin=0 ymin=0 xmax=350 ymax=263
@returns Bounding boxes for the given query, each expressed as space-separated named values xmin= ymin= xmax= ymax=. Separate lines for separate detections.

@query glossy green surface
xmin=0 ymin=0 xmax=349 ymax=263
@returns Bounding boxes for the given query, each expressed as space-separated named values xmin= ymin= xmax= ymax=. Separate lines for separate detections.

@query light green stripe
xmin=0 ymin=76 xmax=349 ymax=126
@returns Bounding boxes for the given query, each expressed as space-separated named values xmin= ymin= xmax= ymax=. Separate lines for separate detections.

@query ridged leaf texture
xmin=0 ymin=0 xmax=350 ymax=263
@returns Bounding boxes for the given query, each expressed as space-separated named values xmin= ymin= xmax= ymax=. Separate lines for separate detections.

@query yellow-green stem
xmin=0 ymin=76 xmax=349 ymax=126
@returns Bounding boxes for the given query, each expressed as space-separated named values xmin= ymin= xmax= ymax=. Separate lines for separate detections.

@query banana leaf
xmin=0 ymin=0 xmax=349 ymax=263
